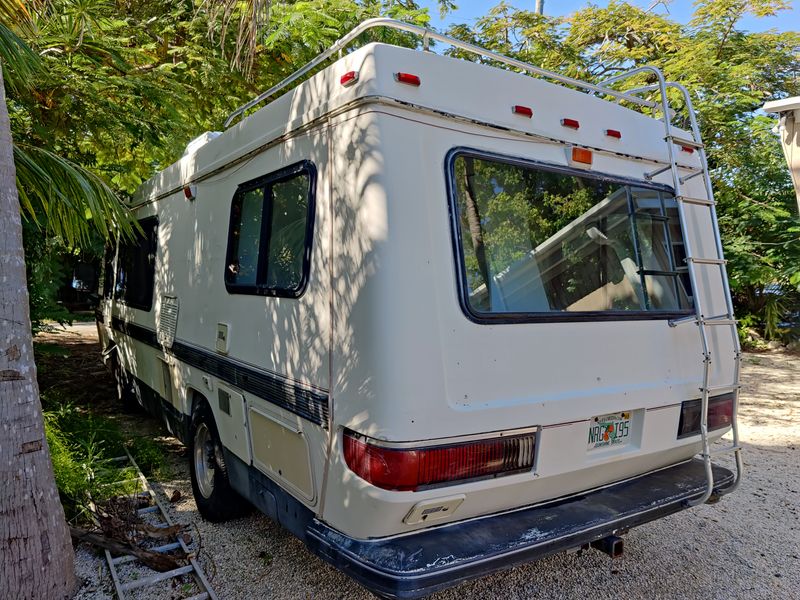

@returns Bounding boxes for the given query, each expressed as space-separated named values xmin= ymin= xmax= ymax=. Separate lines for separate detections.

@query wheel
xmin=189 ymin=400 xmax=249 ymax=521
xmin=111 ymin=354 xmax=140 ymax=413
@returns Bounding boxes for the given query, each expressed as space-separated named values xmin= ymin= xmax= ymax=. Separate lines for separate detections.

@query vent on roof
xmin=183 ymin=131 xmax=222 ymax=156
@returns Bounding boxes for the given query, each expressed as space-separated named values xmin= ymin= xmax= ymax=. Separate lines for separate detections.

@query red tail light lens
xmin=512 ymin=105 xmax=533 ymax=118
xmin=605 ymin=129 xmax=622 ymax=139
xmin=561 ymin=118 xmax=580 ymax=129
xmin=343 ymin=431 xmax=536 ymax=491
xmin=677 ymin=393 xmax=734 ymax=439
xmin=394 ymin=72 xmax=421 ymax=86
xmin=680 ymin=145 xmax=695 ymax=154
xmin=340 ymin=71 xmax=359 ymax=87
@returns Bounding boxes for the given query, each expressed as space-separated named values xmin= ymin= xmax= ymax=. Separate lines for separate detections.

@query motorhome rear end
xmin=97 ymin=19 xmax=742 ymax=598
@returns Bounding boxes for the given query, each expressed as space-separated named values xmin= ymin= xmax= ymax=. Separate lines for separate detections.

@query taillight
xmin=343 ymin=431 xmax=535 ymax=491
xmin=561 ymin=118 xmax=580 ymax=129
xmin=340 ymin=71 xmax=359 ymax=87
xmin=677 ymin=393 xmax=734 ymax=439
xmin=394 ymin=72 xmax=421 ymax=86
xmin=512 ymin=105 xmax=533 ymax=118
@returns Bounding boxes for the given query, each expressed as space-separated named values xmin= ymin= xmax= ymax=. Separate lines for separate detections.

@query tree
xmin=446 ymin=0 xmax=800 ymax=336
xmin=0 ymin=58 xmax=77 ymax=599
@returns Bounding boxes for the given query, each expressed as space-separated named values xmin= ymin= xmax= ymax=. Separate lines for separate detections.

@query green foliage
xmin=42 ymin=393 xmax=167 ymax=521
xmin=23 ymin=221 xmax=74 ymax=334
xmin=446 ymin=0 xmax=800 ymax=336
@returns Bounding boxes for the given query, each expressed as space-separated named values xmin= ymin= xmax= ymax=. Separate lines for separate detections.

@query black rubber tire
xmin=189 ymin=400 xmax=249 ymax=522
xmin=111 ymin=354 xmax=140 ymax=413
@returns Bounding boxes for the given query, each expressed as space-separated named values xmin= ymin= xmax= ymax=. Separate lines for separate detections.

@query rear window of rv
xmin=225 ymin=161 xmax=316 ymax=297
xmin=448 ymin=152 xmax=694 ymax=322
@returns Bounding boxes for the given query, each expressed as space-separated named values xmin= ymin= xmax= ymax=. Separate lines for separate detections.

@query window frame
xmin=444 ymin=147 xmax=696 ymax=325
xmin=113 ymin=216 xmax=159 ymax=312
xmin=224 ymin=160 xmax=317 ymax=299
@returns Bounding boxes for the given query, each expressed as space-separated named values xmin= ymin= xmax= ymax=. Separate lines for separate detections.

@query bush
xmin=43 ymin=399 xmax=166 ymax=522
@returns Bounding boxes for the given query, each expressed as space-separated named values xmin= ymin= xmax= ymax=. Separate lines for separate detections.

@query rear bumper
xmin=307 ymin=459 xmax=734 ymax=599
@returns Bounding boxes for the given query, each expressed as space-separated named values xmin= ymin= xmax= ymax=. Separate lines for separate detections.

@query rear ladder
xmin=599 ymin=72 xmax=744 ymax=506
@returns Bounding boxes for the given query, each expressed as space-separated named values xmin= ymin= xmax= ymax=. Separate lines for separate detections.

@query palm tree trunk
xmin=0 ymin=63 xmax=77 ymax=600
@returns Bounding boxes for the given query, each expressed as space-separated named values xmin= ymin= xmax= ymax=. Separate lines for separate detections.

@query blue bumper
xmin=306 ymin=459 xmax=734 ymax=599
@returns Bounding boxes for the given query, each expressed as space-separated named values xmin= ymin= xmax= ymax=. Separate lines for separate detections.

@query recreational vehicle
xmin=97 ymin=19 xmax=743 ymax=598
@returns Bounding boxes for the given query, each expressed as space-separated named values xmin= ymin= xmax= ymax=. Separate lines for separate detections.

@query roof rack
xmin=224 ymin=17 xmax=667 ymax=128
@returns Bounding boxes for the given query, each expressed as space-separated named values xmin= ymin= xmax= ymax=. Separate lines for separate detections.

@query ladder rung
xmin=667 ymin=134 xmax=704 ymax=149
xmin=701 ymin=384 xmax=741 ymax=395
xmin=686 ymin=257 xmax=726 ymax=265
xmin=702 ymin=318 xmax=737 ymax=326
xmin=704 ymin=445 xmax=741 ymax=458
xmin=120 ymin=565 xmax=194 ymax=591
xmin=677 ymin=195 xmax=715 ymax=207
xmin=112 ymin=542 xmax=182 ymax=565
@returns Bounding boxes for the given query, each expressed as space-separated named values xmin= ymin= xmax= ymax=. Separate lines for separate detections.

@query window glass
xmin=227 ymin=187 xmax=265 ymax=286
xmin=450 ymin=154 xmax=693 ymax=318
xmin=102 ymin=245 xmax=114 ymax=299
xmin=266 ymin=174 xmax=310 ymax=290
xmin=114 ymin=217 xmax=158 ymax=311
xmin=225 ymin=163 xmax=315 ymax=297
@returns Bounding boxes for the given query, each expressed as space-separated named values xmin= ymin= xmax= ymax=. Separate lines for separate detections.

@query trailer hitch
xmin=591 ymin=535 xmax=624 ymax=559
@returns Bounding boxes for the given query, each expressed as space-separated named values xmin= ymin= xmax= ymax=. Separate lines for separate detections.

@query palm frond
xmin=13 ymin=142 xmax=135 ymax=246
xmin=0 ymin=0 xmax=30 ymax=28
xmin=0 ymin=22 xmax=39 ymax=91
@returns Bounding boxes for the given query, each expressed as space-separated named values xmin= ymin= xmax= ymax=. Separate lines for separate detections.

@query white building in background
xmin=764 ymin=97 xmax=800 ymax=212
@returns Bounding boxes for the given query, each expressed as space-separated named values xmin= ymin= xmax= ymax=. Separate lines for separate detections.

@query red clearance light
xmin=343 ymin=431 xmax=535 ymax=492
xmin=183 ymin=185 xmax=196 ymax=201
xmin=677 ymin=393 xmax=734 ymax=439
xmin=340 ymin=71 xmax=359 ymax=87
xmin=681 ymin=145 xmax=695 ymax=154
xmin=394 ymin=72 xmax=421 ymax=87
xmin=512 ymin=105 xmax=533 ymax=118
xmin=571 ymin=147 xmax=593 ymax=165
xmin=561 ymin=118 xmax=580 ymax=129
xmin=605 ymin=129 xmax=622 ymax=139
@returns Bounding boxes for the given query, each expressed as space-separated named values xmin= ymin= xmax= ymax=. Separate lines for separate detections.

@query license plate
xmin=587 ymin=412 xmax=633 ymax=451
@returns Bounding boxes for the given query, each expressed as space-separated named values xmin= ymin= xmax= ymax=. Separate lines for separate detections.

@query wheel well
xmin=185 ymin=387 xmax=209 ymax=418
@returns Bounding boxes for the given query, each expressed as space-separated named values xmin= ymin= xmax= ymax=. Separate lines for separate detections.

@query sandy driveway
xmin=63 ymin=322 xmax=798 ymax=600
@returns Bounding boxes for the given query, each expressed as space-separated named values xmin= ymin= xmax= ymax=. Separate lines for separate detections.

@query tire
xmin=189 ymin=400 xmax=249 ymax=522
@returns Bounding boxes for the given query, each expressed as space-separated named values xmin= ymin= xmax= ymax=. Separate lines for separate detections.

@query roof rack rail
xmin=224 ymin=17 xmax=663 ymax=128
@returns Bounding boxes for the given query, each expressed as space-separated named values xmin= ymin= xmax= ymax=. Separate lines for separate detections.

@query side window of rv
xmin=102 ymin=245 xmax=114 ymax=299
xmin=114 ymin=217 xmax=158 ymax=311
xmin=225 ymin=161 xmax=316 ymax=297
xmin=448 ymin=152 xmax=694 ymax=322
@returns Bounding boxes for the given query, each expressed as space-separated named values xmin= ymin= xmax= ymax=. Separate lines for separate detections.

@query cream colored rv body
xmin=98 ymin=22 xmax=740 ymax=599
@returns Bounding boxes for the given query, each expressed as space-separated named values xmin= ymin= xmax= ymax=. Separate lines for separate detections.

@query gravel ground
xmin=60 ymin=323 xmax=799 ymax=600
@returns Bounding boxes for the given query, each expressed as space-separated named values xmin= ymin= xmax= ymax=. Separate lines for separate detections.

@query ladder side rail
xmin=224 ymin=18 xmax=658 ymax=128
